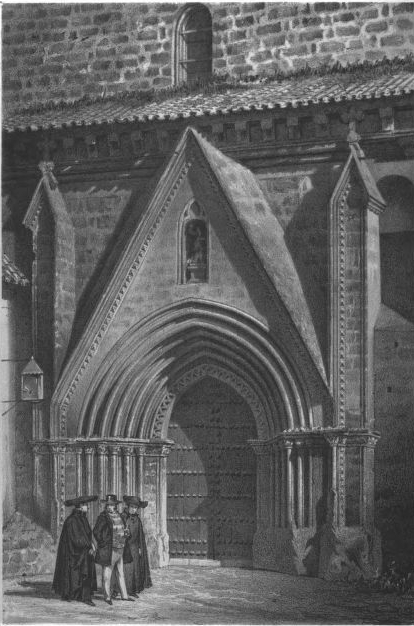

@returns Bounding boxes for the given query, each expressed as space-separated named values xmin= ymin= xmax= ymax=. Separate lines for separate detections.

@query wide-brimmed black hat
xmin=65 ymin=495 xmax=97 ymax=507
xmin=101 ymin=493 xmax=122 ymax=504
xmin=123 ymin=495 xmax=148 ymax=508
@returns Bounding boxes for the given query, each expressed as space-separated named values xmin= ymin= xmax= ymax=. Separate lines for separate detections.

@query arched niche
xmin=174 ymin=4 xmax=212 ymax=85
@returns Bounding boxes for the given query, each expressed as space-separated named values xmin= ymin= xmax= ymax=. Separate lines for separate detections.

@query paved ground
xmin=3 ymin=565 xmax=414 ymax=624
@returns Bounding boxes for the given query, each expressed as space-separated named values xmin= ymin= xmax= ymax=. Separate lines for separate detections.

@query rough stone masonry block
xmin=2 ymin=3 xmax=414 ymax=107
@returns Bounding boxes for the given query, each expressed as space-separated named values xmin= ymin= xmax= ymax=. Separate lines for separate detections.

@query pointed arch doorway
xmin=167 ymin=376 xmax=257 ymax=565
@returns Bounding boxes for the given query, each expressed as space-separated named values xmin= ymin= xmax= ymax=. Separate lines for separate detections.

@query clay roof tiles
xmin=3 ymin=70 xmax=414 ymax=133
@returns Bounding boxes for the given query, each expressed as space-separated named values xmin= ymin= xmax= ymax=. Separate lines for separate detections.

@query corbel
xmin=379 ymin=106 xmax=394 ymax=132
xmin=235 ymin=120 xmax=248 ymax=143
xmin=314 ymin=111 xmax=329 ymax=137
xmin=212 ymin=122 xmax=224 ymax=145
xmin=286 ymin=114 xmax=299 ymax=140
xmin=157 ymin=128 xmax=170 ymax=152
xmin=260 ymin=116 xmax=274 ymax=141
xmin=63 ymin=136 xmax=75 ymax=160
xmin=108 ymin=130 xmax=121 ymax=156
xmin=341 ymin=105 xmax=364 ymax=134
xmin=131 ymin=130 xmax=143 ymax=155
xmin=85 ymin=133 xmax=98 ymax=159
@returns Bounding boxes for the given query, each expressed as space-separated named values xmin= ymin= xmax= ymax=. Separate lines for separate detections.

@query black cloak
xmin=52 ymin=509 xmax=97 ymax=601
xmin=123 ymin=511 xmax=152 ymax=594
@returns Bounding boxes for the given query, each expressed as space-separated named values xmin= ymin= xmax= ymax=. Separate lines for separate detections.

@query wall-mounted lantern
xmin=21 ymin=357 xmax=44 ymax=402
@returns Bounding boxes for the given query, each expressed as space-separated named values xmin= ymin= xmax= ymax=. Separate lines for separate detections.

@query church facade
xmin=2 ymin=2 xmax=414 ymax=580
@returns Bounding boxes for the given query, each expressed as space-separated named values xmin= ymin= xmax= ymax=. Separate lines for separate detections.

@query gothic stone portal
xmin=167 ymin=377 xmax=256 ymax=565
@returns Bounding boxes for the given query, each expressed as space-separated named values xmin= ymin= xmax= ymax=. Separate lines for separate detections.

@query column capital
xmin=135 ymin=444 xmax=147 ymax=456
xmin=31 ymin=442 xmax=49 ymax=455
xmin=108 ymin=444 xmax=121 ymax=455
xmin=123 ymin=445 xmax=135 ymax=457
xmin=144 ymin=440 xmax=174 ymax=457
xmin=97 ymin=443 xmax=108 ymax=455
xmin=248 ymin=439 xmax=270 ymax=456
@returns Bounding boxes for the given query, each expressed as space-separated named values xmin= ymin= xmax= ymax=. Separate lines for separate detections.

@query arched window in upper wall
xmin=174 ymin=4 xmax=212 ymax=86
xmin=378 ymin=175 xmax=414 ymax=323
xmin=179 ymin=200 xmax=208 ymax=283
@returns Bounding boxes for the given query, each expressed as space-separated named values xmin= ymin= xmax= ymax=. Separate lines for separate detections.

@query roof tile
xmin=3 ymin=71 xmax=414 ymax=133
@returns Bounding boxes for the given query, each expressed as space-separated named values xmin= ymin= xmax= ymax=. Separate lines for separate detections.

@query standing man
xmin=93 ymin=494 xmax=134 ymax=605
xmin=52 ymin=495 xmax=98 ymax=606
xmin=122 ymin=496 xmax=152 ymax=597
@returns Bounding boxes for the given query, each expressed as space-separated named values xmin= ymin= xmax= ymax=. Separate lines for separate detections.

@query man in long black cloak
xmin=52 ymin=495 xmax=98 ymax=606
xmin=122 ymin=496 xmax=152 ymax=596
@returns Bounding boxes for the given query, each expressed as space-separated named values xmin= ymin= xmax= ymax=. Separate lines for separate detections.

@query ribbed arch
xmin=77 ymin=300 xmax=314 ymax=440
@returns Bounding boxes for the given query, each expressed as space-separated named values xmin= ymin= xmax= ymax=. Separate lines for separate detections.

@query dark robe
xmin=52 ymin=509 xmax=97 ymax=602
xmin=123 ymin=512 xmax=152 ymax=594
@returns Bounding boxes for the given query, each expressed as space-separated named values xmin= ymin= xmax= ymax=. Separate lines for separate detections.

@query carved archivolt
xmin=151 ymin=363 xmax=267 ymax=439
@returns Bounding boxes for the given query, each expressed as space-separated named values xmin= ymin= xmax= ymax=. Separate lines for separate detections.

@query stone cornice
xmin=31 ymin=437 xmax=175 ymax=454
xmin=4 ymin=95 xmax=413 ymax=169
xmin=248 ymin=428 xmax=380 ymax=453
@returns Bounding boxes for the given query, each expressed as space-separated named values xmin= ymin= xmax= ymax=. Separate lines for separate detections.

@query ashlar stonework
xmin=2 ymin=2 xmax=414 ymax=586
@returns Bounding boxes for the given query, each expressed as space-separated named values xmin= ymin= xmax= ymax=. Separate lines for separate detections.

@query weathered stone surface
xmin=2 ymin=3 xmax=413 ymax=108
xmin=3 ymin=512 xmax=56 ymax=578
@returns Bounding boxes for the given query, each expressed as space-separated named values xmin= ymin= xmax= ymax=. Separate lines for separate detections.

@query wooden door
xmin=167 ymin=377 xmax=256 ymax=562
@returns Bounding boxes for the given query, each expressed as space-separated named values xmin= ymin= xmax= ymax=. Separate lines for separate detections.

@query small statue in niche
xmin=185 ymin=219 xmax=207 ymax=282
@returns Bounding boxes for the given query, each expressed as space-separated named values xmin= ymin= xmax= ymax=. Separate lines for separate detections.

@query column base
xmin=253 ymin=525 xmax=381 ymax=579
xmin=318 ymin=525 xmax=382 ymax=581
xmin=253 ymin=526 xmax=294 ymax=574
xmin=146 ymin=532 xmax=169 ymax=568
xmin=253 ymin=526 xmax=321 ymax=576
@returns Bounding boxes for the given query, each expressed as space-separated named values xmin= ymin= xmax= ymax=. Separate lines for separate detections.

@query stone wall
xmin=3 ymin=2 xmax=414 ymax=109
xmin=3 ymin=512 xmax=56 ymax=578
xmin=1 ymin=227 xmax=33 ymax=524
xmin=374 ymin=309 xmax=414 ymax=570
xmin=1 ymin=288 xmax=32 ymax=524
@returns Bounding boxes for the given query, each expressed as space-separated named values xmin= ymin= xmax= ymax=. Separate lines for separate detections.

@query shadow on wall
xmin=378 ymin=175 xmax=414 ymax=324
xmin=283 ymin=166 xmax=340 ymax=374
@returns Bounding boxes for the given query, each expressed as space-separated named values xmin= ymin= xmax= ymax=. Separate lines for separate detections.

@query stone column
xmin=250 ymin=442 xmax=270 ymax=528
xmin=50 ymin=443 xmax=66 ymax=539
xmin=273 ymin=443 xmax=281 ymax=528
xmin=109 ymin=445 xmax=121 ymax=495
xmin=284 ymin=439 xmax=295 ymax=526
xmin=145 ymin=442 xmax=173 ymax=567
xmin=84 ymin=446 xmax=96 ymax=521
xmin=32 ymin=443 xmax=49 ymax=527
xmin=361 ymin=435 xmax=379 ymax=528
xmin=280 ymin=442 xmax=287 ymax=528
xmin=97 ymin=444 xmax=108 ymax=502
xmin=308 ymin=447 xmax=314 ymax=528
xmin=123 ymin=446 xmax=135 ymax=495
xmin=269 ymin=446 xmax=275 ymax=528
xmin=136 ymin=445 xmax=145 ymax=498
xmin=74 ymin=446 xmax=83 ymax=495
xmin=296 ymin=443 xmax=305 ymax=528
xmin=158 ymin=445 xmax=170 ymax=541
xmin=328 ymin=435 xmax=338 ymax=524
